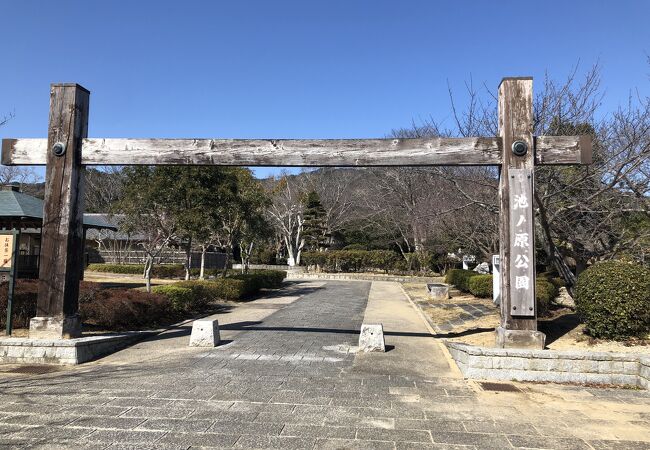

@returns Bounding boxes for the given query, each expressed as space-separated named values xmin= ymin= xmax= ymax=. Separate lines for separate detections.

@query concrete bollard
xmin=189 ymin=319 xmax=221 ymax=347
xmin=358 ymin=323 xmax=385 ymax=352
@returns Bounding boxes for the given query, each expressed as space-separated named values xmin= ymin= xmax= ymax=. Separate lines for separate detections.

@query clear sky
xmin=1 ymin=1 xmax=648 ymax=179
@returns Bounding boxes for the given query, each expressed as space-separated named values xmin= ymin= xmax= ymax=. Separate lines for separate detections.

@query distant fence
xmin=91 ymin=250 xmax=228 ymax=269
xmin=231 ymin=264 xmax=291 ymax=271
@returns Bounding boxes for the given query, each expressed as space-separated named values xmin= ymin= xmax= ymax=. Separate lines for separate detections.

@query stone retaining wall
xmin=446 ymin=341 xmax=650 ymax=389
xmin=0 ymin=332 xmax=154 ymax=365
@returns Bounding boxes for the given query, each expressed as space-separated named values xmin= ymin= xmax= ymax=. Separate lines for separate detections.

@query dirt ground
xmin=402 ymin=281 xmax=650 ymax=354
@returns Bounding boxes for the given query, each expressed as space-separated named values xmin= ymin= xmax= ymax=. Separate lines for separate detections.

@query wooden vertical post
xmin=495 ymin=78 xmax=545 ymax=349
xmin=29 ymin=84 xmax=89 ymax=339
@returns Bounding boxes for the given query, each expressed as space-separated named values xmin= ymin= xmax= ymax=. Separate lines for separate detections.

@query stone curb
xmin=0 ymin=311 xmax=212 ymax=366
xmin=0 ymin=331 xmax=156 ymax=365
xmin=446 ymin=341 xmax=650 ymax=389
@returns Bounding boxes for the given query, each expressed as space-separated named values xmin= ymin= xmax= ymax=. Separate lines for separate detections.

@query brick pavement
xmin=0 ymin=280 xmax=648 ymax=449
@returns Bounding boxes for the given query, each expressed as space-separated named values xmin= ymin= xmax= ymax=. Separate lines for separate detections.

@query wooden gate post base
xmin=495 ymin=327 xmax=545 ymax=350
xmin=29 ymin=316 xmax=82 ymax=340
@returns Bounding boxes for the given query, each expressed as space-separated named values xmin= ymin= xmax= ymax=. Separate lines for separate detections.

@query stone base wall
xmin=0 ymin=332 xmax=153 ymax=365
xmin=446 ymin=341 xmax=650 ymax=389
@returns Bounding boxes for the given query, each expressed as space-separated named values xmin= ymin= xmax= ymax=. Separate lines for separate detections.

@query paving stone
xmin=79 ymin=429 xmax=167 ymax=444
xmin=507 ymin=434 xmax=593 ymax=449
xmin=233 ymin=434 xmax=317 ymax=449
xmin=157 ymin=431 xmax=240 ymax=447
xmin=208 ymin=420 xmax=283 ymax=435
xmin=137 ymin=418 xmax=214 ymax=432
xmin=314 ymin=437 xmax=396 ymax=449
xmin=356 ymin=427 xmax=432 ymax=442
xmin=0 ymin=413 xmax=79 ymax=427
xmin=395 ymin=418 xmax=465 ymax=432
xmin=281 ymin=424 xmax=357 ymax=439
xmin=430 ymin=431 xmax=511 ymax=449
xmin=396 ymin=443 xmax=477 ymax=449
xmin=588 ymin=440 xmax=650 ymax=450
xmin=67 ymin=416 xmax=146 ymax=430
xmin=120 ymin=407 xmax=195 ymax=419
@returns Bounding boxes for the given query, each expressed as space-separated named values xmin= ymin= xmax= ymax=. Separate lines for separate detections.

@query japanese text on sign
xmin=0 ymin=235 xmax=14 ymax=269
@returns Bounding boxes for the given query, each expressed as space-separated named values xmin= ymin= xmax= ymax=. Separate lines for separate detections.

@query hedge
xmin=155 ymin=270 xmax=288 ymax=304
xmin=302 ymin=250 xmax=400 ymax=273
xmin=535 ymin=279 xmax=558 ymax=316
xmin=0 ymin=269 xmax=288 ymax=331
xmin=574 ymin=261 xmax=650 ymax=340
xmin=150 ymin=285 xmax=196 ymax=312
xmin=444 ymin=269 xmax=477 ymax=293
xmin=468 ymin=275 xmax=492 ymax=298
xmin=87 ymin=263 xmax=186 ymax=278
xmin=448 ymin=269 xmax=558 ymax=315
xmin=0 ymin=280 xmax=179 ymax=331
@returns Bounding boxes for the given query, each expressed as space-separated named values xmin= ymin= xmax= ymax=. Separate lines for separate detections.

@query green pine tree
xmin=302 ymin=191 xmax=329 ymax=251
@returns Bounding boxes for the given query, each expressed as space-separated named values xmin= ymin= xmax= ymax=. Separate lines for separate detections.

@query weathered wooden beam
xmin=1 ymin=135 xmax=591 ymax=166
xmin=29 ymin=84 xmax=89 ymax=339
xmin=535 ymin=135 xmax=592 ymax=164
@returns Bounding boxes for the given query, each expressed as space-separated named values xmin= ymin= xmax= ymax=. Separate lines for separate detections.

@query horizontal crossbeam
xmin=1 ymin=135 xmax=590 ymax=166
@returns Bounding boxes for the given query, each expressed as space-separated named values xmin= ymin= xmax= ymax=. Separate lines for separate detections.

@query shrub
xmin=210 ymin=278 xmax=249 ymax=300
xmin=0 ymin=280 xmax=112 ymax=329
xmin=444 ymin=269 xmax=477 ymax=292
xmin=535 ymin=278 xmax=558 ymax=316
xmin=342 ymin=244 xmax=367 ymax=251
xmin=550 ymin=277 xmax=566 ymax=289
xmin=80 ymin=288 xmax=177 ymax=330
xmin=575 ymin=261 xmax=650 ymax=340
xmin=468 ymin=275 xmax=493 ymax=298
xmin=0 ymin=279 xmax=39 ymax=329
xmin=151 ymin=285 xmax=195 ymax=312
xmin=250 ymin=270 xmax=287 ymax=289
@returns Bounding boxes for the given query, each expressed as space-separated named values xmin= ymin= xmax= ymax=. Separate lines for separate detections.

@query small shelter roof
xmin=0 ymin=186 xmax=117 ymax=231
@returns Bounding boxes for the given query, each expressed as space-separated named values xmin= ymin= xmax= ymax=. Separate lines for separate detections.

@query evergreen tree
xmin=302 ymin=191 xmax=329 ymax=251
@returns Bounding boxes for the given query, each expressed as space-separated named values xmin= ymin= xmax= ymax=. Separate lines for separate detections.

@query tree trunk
xmin=184 ymin=237 xmax=192 ymax=280
xmin=285 ymin=235 xmax=296 ymax=267
xmin=221 ymin=244 xmax=232 ymax=278
xmin=199 ymin=245 xmax=207 ymax=280
xmin=144 ymin=256 xmax=153 ymax=293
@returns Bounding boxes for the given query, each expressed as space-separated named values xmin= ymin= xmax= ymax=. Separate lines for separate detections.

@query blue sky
xmin=1 ymin=1 xmax=648 ymax=179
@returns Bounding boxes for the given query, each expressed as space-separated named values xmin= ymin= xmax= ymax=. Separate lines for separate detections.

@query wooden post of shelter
xmin=0 ymin=77 xmax=591 ymax=345
xmin=29 ymin=84 xmax=89 ymax=339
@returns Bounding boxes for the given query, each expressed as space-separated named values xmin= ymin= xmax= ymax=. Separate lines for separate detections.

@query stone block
xmin=29 ymin=315 xmax=82 ymax=339
xmin=495 ymin=327 xmax=545 ymax=350
xmin=189 ymin=319 xmax=221 ymax=347
xmin=358 ymin=323 xmax=385 ymax=352
xmin=426 ymin=283 xmax=449 ymax=300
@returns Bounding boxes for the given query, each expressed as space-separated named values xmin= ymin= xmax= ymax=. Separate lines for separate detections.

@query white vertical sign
xmin=508 ymin=168 xmax=535 ymax=316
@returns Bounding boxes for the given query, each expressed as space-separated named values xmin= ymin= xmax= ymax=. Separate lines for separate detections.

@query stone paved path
xmin=0 ymin=280 xmax=649 ymax=449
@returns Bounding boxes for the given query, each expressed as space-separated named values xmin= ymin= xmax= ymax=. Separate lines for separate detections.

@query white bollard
xmin=189 ymin=319 xmax=221 ymax=347
xmin=358 ymin=323 xmax=385 ymax=352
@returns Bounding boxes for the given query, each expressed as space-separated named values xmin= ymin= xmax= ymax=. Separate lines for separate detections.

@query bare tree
xmin=300 ymin=168 xmax=358 ymax=240
xmin=393 ymin=63 xmax=650 ymax=288
xmin=266 ymin=174 xmax=305 ymax=266
xmin=85 ymin=167 xmax=125 ymax=213
xmin=0 ymin=111 xmax=39 ymax=191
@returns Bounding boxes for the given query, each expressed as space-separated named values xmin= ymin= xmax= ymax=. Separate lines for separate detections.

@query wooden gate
xmin=2 ymin=77 xmax=591 ymax=347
